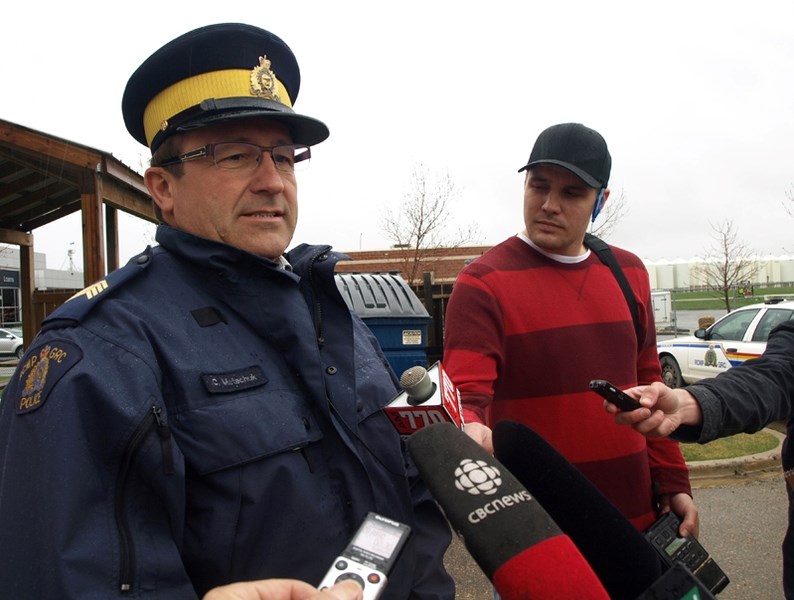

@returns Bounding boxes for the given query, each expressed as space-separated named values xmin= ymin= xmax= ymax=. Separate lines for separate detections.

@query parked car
xmin=656 ymin=299 xmax=794 ymax=388
xmin=0 ymin=328 xmax=24 ymax=359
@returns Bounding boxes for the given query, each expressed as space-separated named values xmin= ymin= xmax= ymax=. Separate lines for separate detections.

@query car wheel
xmin=660 ymin=355 xmax=683 ymax=388
xmin=15 ymin=346 xmax=24 ymax=359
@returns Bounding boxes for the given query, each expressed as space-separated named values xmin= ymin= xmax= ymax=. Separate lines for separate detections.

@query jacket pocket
xmin=169 ymin=386 xmax=323 ymax=475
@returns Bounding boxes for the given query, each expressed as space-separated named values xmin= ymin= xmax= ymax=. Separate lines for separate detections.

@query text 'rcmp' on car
xmin=656 ymin=298 xmax=794 ymax=388
xmin=0 ymin=328 xmax=24 ymax=359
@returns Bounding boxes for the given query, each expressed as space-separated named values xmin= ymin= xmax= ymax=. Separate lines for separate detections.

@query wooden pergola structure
xmin=0 ymin=118 xmax=156 ymax=344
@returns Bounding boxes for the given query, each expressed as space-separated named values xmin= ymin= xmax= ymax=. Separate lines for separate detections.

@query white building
xmin=643 ymin=254 xmax=794 ymax=290
xmin=0 ymin=246 xmax=83 ymax=326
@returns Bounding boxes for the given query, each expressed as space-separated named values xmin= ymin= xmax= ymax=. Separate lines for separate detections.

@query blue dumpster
xmin=335 ymin=273 xmax=431 ymax=376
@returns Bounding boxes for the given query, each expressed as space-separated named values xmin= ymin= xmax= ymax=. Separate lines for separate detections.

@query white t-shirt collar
xmin=516 ymin=232 xmax=591 ymax=264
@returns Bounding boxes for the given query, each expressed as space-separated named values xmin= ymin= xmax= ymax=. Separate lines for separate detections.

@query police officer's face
xmin=146 ymin=120 xmax=298 ymax=260
xmin=522 ymin=164 xmax=608 ymax=256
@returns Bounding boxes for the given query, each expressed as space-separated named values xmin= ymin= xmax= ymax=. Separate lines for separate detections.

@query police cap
xmin=122 ymin=23 xmax=330 ymax=152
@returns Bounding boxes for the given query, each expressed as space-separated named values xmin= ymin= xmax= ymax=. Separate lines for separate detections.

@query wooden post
xmin=80 ymin=171 xmax=106 ymax=286
xmin=105 ymin=204 xmax=119 ymax=273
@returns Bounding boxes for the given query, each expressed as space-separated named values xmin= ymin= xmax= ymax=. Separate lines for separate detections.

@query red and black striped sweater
xmin=444 ymin=234 xmax=691 ymax=531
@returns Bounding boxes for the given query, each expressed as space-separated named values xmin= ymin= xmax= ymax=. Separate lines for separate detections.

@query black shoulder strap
xmin=583 ymin=233 xmax=643 ymax=348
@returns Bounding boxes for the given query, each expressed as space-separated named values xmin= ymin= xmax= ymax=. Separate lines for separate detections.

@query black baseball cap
xmin=518 ymin=123 xmax=611 ymax=188
xmin=122 ymin=23 xmax=330 ymax=152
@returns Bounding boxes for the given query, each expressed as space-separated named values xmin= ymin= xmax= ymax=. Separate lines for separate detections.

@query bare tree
xmin=588 ymin=188 xmax=629 ymax=239
xmin=780 ymin=186 xmax=794 ymax=254
xmin=691 ymin=219 xmax=759 ymax=312
xmin=380 ymin=164 xmax=480 ymax=285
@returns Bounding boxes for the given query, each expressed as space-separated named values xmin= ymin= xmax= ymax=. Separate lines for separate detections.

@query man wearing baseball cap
xmin=443 ymin=123 xmax=697 ymax=558
xmin=0 ymin=23 xmax=454 ymax=599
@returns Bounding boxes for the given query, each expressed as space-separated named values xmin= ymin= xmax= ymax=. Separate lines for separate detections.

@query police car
xmin=657 ymin=299 xmax=794 ymax=388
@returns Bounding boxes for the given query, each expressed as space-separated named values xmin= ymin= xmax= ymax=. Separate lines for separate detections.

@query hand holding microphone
xmin=462 ymin=421 xmax=493 ymax=454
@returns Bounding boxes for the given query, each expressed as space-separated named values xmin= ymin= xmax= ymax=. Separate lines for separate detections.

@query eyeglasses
xmin=158 ymin=142 xmax=311 ymax=173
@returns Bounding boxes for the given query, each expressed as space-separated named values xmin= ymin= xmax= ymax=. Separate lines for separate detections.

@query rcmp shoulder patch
xmin=42 ymin=247 xmax=157 ymax=329
xmin=14 ymin=340 xmax=83 ymax=415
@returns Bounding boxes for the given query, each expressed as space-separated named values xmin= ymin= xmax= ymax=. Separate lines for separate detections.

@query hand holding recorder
xmin=589 ymin=379 xmax=642 ymax=412
xmin=603 ymin=381 xmax=705 ymax=438
xmin=203 ymin=578 xmax=363 ymax=600
xmin=317 ymin=513 xmax=410 ymax=600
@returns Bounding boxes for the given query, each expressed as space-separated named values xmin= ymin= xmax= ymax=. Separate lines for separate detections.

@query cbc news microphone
xmin=384 ymin=362 xmax=464 ymax=435
xmin=407 ymin=422 xmax=609 ymax=600
xmin=492 ymin=420 xmax=665 ymax=600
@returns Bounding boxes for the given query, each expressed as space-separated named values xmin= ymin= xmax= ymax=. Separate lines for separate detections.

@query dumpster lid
xmin=335 ymin=273 xmax=430 ymax=318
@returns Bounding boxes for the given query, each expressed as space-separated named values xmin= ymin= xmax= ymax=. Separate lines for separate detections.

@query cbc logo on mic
xmin=454 ymin=459 xmax=502 ymax=496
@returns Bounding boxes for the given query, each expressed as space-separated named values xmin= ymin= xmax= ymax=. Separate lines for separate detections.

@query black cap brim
xmin=150 ymin=96 xmax=330 ymax=151
xmin=518 ymin=159 xmax=602 ymax=188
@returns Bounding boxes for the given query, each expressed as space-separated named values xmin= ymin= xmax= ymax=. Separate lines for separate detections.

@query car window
xmin=752 ymin=308 xmax=794 ymax=342
xmin=708 ymin=308 xmax=761 ymax=341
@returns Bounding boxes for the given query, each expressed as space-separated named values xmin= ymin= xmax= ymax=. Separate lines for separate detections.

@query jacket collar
xmin=154 ymin=224 xmax=338 ymax=282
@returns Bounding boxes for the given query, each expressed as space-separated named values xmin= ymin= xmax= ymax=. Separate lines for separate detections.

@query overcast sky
xmin=3 ymin=1 xmax=793 ymax=272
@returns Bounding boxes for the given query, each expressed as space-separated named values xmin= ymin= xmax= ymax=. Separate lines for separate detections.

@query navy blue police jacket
xmin=0 ymin=224 xmax=454 ymax=599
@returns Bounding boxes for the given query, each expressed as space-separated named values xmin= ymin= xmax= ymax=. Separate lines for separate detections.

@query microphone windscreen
xmin=384 ymin=363 xmax=463 ymax=433
xmin=399 ymin=366 xmax=435 ymax=404
xmin=407 ymin=422 xmax=609 ymax=600
xmin=493 ymin=420 xmax=665 ymax=600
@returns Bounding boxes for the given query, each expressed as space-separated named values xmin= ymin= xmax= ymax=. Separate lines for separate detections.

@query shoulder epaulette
xmin=41 ymin=247 xmax=158 ymax=331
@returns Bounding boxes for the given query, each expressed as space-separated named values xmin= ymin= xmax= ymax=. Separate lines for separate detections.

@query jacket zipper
xmin=115 ymin=405 xmax=174 ymax=592
xmin=307 ymin=249 xmax=331 ymax=347
xmin=294 ymin=445 xmax=315 ymax=473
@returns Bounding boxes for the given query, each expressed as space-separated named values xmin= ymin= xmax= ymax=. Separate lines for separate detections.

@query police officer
xmin=0 ymin=23 xmax=454 ymax=599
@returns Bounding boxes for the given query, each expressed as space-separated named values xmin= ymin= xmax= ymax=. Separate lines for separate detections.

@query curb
xmin=686 ymin=428 xmax=785 ymax=488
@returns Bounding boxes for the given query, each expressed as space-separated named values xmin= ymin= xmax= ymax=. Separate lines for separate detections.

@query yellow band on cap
xmin=142 ymin=68 xmax=292 ymax=147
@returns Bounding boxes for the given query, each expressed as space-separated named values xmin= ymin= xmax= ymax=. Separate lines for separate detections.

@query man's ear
xmin=144 ymin=167 xmax=175 ymax=219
